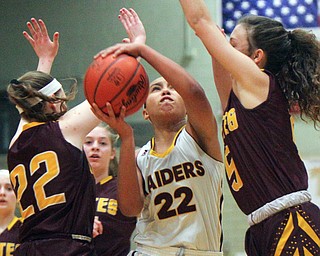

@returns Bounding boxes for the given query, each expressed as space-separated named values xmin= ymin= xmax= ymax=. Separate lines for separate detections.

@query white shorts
xmin=128 ymin=244 xmax=223 ymax=256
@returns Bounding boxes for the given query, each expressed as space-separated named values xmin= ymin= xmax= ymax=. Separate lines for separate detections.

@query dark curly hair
xmin=237 ymin=15 xmax=320 ymax=128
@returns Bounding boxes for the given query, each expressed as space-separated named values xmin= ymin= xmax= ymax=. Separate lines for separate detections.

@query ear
xmin=142 ymin=108 xmax=149 ymax=121
xmin=252 ymin=49 xmax=266 ymax=67
xmin=46 ymin=102 xmax=57 ymax=113
xmin=110 ymin=148 xmax=116 ymax=160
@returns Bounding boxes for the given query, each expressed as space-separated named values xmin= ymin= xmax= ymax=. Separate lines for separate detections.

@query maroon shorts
xmin=14 ymin=237 xmax=96 ymax=256
xmin=245 ymin=202 xmax=320 ymax=256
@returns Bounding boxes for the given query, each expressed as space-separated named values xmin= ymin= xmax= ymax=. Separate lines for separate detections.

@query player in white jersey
xmin=135 ymin=127 xmax=223 ymax=252
xmin=92 ymin=8 xmax=224 ymax=256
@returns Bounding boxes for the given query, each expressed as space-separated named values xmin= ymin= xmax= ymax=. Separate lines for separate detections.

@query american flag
xmin=222 ymin=0 xmax=319 ymax=34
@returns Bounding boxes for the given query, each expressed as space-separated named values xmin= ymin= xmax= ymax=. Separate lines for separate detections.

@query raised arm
xmin=91 ymin=103 xmax=144 ymax=216
xmin=23 ymin=18 xmax=59 ymax=74
xmin=11 ymin=18 xmax=60 ymax=147
xmin=102 ymin=41 xmax=222 ymax=161
xmin=89 ymin=9 xmax=147 ymax=215
xmin=179 ymin=0 xmax=269 ymax=108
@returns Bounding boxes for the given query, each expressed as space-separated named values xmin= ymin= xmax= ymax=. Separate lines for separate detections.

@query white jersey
xmin=135 ymin=128 xmax=224 ymax=251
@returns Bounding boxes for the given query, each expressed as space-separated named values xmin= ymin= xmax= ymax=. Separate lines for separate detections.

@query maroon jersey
xmin=94 ymin=176 xmax=136 ymax=256
xmin=222 ymin=70 xmax=308 ymax=214
xmin=7 ymin=122 xmax=96 ymax=246
xmin=0 ymin=217 xmax=22 ymax=255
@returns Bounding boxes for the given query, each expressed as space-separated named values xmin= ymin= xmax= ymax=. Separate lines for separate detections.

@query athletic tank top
xmin=94 ymin=176 xmax=136 ymax=256
xmin=222 ymin=70 xmax=308 ymax=215
xmin=0 ymin=216 xmax=22 ymax=255
xmin=135 ymin=128 xmax=224 ymax=251
xmin=7 ymin=121 xmax=96 ymax=242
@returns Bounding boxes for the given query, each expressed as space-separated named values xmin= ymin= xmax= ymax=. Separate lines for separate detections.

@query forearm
xmin=179 ymin=0 xmax=212 ymax=33
xmin=37 ymin=57 xmax=55 ymax=73
xmin=139 ymin=44 xmax=199 ymax=99
xmin=117 ymin=129 xmax=144 ymax=216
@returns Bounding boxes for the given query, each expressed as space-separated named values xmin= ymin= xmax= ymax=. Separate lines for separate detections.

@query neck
xmin=94 ymin=170 xmax=110 ymax=183
xmin=153 ymin=123 xmax=184 ymax=154
xmin=0 ymin=212 xmax=15 ymax=234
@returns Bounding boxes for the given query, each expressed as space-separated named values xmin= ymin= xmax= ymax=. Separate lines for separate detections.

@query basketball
xmin=84 ymin=54 xmax=149 ymax=117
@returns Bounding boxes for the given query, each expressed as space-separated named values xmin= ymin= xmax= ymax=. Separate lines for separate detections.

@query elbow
xmin=185 ymin=11 xmax=208 ymax=34
xmin=186 ymin=16 xmax=202 ymax=32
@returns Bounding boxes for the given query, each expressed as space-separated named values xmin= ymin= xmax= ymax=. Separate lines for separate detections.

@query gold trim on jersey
xmin=150 ymin=126 xmax=185 ymax=158
xmin=7 ymin=216 xmax=22 ymax=231
xmin=22 ymin=122 xmax=46 ymax=131
xmin=100 ymin=176 xmax=113 ymax=185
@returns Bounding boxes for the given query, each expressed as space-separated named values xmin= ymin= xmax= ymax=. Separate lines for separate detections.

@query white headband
xmin=16 ymin=78 xmax=62 ymax=114
xmin=38 ymin=78 xmax=62 ymax=96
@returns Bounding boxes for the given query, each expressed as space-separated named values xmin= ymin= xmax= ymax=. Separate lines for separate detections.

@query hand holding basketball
xmin=84 ymin=51 xmax=149 ymax=117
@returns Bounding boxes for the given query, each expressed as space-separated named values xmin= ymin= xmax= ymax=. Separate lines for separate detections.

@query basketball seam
xmin=93 ymin=55 xmax=128 ymax=102
xmin=108 ymin=61 xmax=142 ymax=104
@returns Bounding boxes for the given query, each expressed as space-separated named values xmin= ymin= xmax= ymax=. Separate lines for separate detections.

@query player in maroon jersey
xmin=84 ymin=123 xmax=136 ymax=256
xmin=0 ymin=169 xmax=22 ymax=256
xmin=180 ymin=0 xmax=320 ymax=255
xmin=6 ymin=18 xmax=108 ymax=255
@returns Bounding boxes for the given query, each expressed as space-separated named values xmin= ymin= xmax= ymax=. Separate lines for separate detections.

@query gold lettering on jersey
xmin=222 ymin=108 xmax=243 ymax=192
xmin=96 ymin=198 xmax=118 ymax=216
xmin=225 ymin=145 xmax=243 ymax=191
xmin=223 ymin=108 xmax=238 ymax=137
xmin=147 ymin=160 xmax=205 ymax=192
xmin=0 ymin=242 xmax=18 ymax=255
xmin=10 ymin=151 xmax=66 ymax=219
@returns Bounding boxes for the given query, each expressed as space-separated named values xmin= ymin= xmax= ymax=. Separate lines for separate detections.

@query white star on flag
xmin=222 ymin=0 xmax=319 ymax=33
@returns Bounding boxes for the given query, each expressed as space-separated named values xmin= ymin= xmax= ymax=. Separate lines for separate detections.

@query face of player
xmin=0 ymin=171 xmax=17 ymax=216
xmin=230 ymin=24 xmax=255 ymax=59
xmin=143 ymin=77 xmax=187 ymax=123
xmin=83 ymin=126 xmax=116 ymax=179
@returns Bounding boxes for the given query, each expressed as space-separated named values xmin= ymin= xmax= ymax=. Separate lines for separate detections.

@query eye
xmin=150 ymin=86 xmax=161 ymax=92
xmin=4 ymin=185 xmax=13 ymax=192
xmin=84 ymin=140 xmax=93 ymax=145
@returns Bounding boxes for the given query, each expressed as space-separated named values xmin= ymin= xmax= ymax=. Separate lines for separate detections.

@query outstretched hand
xmin=23 ymin=18 xmax=59 ymax=73
xmin=119 ymin=8 xmax=146 ymax=44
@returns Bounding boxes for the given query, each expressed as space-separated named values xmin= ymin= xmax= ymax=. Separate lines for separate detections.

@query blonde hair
xmin=97 ymin=123 xmax=119 ymax=177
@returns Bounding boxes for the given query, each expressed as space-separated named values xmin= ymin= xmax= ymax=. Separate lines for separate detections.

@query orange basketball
xmin=84 ymin=54 xmax=149 ymax=117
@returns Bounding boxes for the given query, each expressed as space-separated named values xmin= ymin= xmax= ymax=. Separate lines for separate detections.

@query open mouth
xmin=160 ymin=96 xmax=173 ymax=103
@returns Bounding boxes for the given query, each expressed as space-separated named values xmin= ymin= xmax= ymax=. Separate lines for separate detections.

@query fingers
xmin=119 ymin=8 xmax=134 ymax=30
xmin=53 ymin=32 xmax=60 ymax=46
xmin=119 ymin=105 xmax=127 ymax=119
xmin=22 ymin=31 xmax=34 ymax=46
xmin=25 ymin=18 xmax=47 ymax=41
xmin=122 ymin=38 xmax=130 ymax=43
xmin=94 ymin=44 xmax=125 ymax=59
xmin=91 ymin=103 xmax=107 ymax=120
xmin=93 ymin=216 xmax=103 ymax=238
xmin=38 ymin=19 xmax=49 ymax=37
xmin=129 ymin=8 xmax=140 ymax=24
